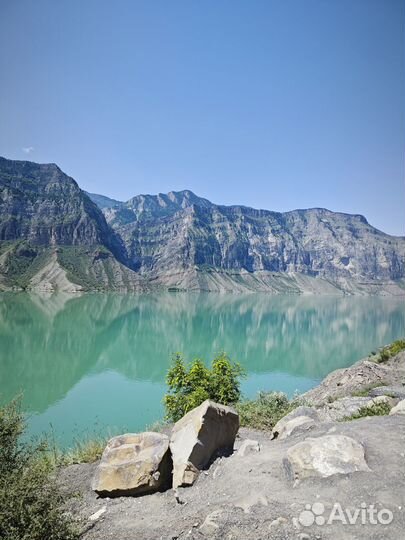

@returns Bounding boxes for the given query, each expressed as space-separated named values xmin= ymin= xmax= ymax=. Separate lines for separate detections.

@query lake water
xmin=0 ymin=292 xmax=404 ymax=447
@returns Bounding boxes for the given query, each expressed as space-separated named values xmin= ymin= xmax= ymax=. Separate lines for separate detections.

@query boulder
xmin=273 ymin=416 xmax=315 ymax=440
xmin=389 ymin=399 xmax=405 ymax=415
xmin=170 ymin=400 xmax=239 ymax=488
xmin=284 ymin=434 xmax=370 ymax=483
xmin=92 ymin=432 xmax=172 ymax=497
xmin=272 ymin=406 xmax=320 ymax=439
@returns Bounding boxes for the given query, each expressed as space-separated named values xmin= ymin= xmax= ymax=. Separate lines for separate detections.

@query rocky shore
xmin=59 ymin=350 xmax=405 ymax=540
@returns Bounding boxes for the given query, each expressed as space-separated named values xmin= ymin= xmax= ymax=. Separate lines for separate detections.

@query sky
xmin=0 ymin=0 xmax=404 ymax=236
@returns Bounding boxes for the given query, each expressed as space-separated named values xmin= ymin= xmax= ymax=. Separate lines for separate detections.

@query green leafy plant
xmin=0 ymin=398 xmax=80 ymax=540
xmin=164 ymin=353 xmax=245 ymax=422
xmin=236 ymin=391 xmax=296 ymax=431
xmin=376 ymin=339 xmax=405 ymax=363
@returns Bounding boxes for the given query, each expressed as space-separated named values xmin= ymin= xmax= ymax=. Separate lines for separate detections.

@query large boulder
xmin=389 ymin=399 xmax=405 ymax=415
xmin=170 ymin=400 xmax=239 ymax=488
xmin=92 ymin=432 xmax=172 ymax=497
xmin=284 ymin=434 xmax=370 ymax=483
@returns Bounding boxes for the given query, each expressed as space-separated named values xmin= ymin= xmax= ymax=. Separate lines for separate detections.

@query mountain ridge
xmin=1 ymin=157 xmax=404 ymax=295
xmin=88 ymin=188 xmax=375 ymax=229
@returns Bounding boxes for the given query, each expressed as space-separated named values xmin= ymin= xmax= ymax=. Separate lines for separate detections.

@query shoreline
xmin=57 ymin=343 xmax=405 ymax=539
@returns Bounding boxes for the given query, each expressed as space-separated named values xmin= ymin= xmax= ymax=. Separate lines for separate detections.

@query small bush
xmin=0 ymin=399 xmax=80 ymax=540
xmin=236 ymin=391 xmax=295 ymax=431
xmin=164 ymin=353 xmax=245 ymax=422
xmin=377 ymin=339 xmax=405 ymax=363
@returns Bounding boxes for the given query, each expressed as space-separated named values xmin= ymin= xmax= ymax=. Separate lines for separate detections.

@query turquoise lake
xmin=0 ymin=292 xmax=404 ymax=447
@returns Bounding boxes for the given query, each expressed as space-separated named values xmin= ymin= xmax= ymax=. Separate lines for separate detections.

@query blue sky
xmin=0 ymin=0 xmax=404 ymax=235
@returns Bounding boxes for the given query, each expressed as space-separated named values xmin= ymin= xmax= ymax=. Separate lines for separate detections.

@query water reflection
xmin=0 ymin=292 xmax=404 ymax=445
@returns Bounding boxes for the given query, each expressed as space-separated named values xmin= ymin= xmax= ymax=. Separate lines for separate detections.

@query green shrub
xmin=377 ymin=339 xmax=405 ymax=363
xmin=236 ymin=391 xmax=295 ymax=431
xmin=0 ymin=399 xmax=80 ymax=540
xmin=342 ymin=400 xmax=392 ymax=421
xmin=164 ymin=353 xmax=245 ymax=422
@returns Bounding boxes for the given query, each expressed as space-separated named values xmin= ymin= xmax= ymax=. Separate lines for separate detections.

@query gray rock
xmin=170 ymin=400 xmax=239 ymax=488
xmin=272 ymin=416 xmax=316 ymax=440
xmin=369 ymin=386 xmax=405 ymax=400
xmin=303 ymin=360 xmax=392 ymax=406
xmin=88 ymin=506 xmax=107 ymax=522
xmin=92 ymin=432 xmax=172 ymax=497
xmin=236 ymin=439 xmax=260 ymax=457
xmin=320 ymin=396 xmax=376 ymax=421
xmin=284 ymin=434 xmax=370 ymax=483
xmin=320 ymin=395 xmax=394 ymax=421
xmin=389 ymin=399 xmax=405 ymax=415
xmin=199 ymin=510 xmax=223 ymax=536
xmin=272 ymin=406 xmax=320 ymax=439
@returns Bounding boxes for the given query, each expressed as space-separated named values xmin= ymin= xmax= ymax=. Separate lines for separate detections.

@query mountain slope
xmin=92 ymin=189 xmax=405 ymax=294
xmin=1 ymin=157 xmax=404 ymax=295
xmin=0 ymin=157 xmax=143 ymax=291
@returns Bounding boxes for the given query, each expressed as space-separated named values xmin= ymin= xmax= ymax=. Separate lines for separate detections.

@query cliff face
xmin=0 ymin=157 xmax=126 ymax=254
xmin=1 ymin=156 xmax=404 ymax=294
xmin=0 ymin=157 xmax=138 ymax=291
xmin=93 ymin=190 xmax=405 ymax=289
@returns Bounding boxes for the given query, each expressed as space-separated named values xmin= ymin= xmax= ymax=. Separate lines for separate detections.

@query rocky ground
xmin=59 ymin=352 xmax=405 ymax=540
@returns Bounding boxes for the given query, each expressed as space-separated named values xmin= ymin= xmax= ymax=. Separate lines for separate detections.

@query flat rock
xmin=370 ymin=386 xmax=405 ymax=400
xmin=272 ymin=415 xmax=316 ymax=440
xmin=92 ymin=432 xmax=172 ymax=497
xmin=320 ymin=396 xmax=374 ymax=421
xmin=170 ymin=400 xmax=239 ymax=488
xmin=389 ymin=399 xmax=405 ymax=415
xmin=284 ymin=434 xmax=370 ymax=483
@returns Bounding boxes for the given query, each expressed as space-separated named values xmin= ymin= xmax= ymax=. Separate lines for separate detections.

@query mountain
xmin=1 ymin=157 xmax=405 ymax=295
xmin=0 ymin=157 xmax=142 ymax=292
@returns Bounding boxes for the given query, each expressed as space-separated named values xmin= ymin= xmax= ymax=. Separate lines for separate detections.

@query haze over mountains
xmin=1 ymin=156 xmax=404 ymax=295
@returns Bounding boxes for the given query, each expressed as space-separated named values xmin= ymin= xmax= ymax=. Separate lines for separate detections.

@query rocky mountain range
xmin=1 ymin=156 xmax=404 ymax=294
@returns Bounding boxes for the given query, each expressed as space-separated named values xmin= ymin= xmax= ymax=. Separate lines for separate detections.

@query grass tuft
xmin=236 ymin=391 xmax=298 ymax=431
xmin=61 ymin=437 xmax=107 ymax=465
